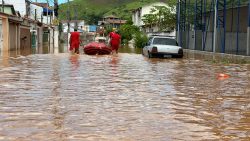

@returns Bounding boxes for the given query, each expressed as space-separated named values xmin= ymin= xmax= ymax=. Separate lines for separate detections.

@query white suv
xmin=142 ymin=36 xmax=183 ymax=58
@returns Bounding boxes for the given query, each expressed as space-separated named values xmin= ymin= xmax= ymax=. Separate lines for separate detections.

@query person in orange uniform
xmin=69 ymin=29 xmax=81 ymax=54
xmin=108 ymin=28 xmax=116 ymax=46
xmin=110 ymin=30 xmax=121 ymax=55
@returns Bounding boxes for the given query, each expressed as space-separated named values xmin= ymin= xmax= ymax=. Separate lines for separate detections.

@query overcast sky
xmin=0 ymin=0 xmax=68 ymax=15
xmin=30 ymin=0 xmax=67 ymax=4
xmin=33 ymin=0 xmax=68 ymax=4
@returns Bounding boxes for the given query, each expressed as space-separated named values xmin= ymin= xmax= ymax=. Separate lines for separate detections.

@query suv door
xmin=145 ymin=38 xmax=153 ymax=55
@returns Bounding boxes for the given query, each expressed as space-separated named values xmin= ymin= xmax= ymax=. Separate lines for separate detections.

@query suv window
xmin=153 ymin=38 xmax=177 ymax=46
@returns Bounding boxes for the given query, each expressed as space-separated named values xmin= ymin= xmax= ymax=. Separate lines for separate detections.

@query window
xmin=153 ymin=38 xmax=177 ymax=46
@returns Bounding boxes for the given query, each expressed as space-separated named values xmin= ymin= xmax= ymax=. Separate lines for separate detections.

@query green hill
xmin=58 ymin=0 xmax=249 ymax=24
xmin=58 ymin=0 xmax=173 ymax=24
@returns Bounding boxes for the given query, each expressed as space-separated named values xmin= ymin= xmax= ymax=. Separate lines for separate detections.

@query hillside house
xmin=99 ymin=15 xmax=126 ymax=28
xmin=132 ymin=2 xmax=175 ymax=36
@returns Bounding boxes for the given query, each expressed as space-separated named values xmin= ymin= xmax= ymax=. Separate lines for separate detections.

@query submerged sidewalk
xmin=184 ymin=49 xmax=250 ymax=64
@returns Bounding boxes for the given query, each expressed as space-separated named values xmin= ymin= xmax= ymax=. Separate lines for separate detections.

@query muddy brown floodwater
xmin=0 ymin=48 xmax=250 ymax=140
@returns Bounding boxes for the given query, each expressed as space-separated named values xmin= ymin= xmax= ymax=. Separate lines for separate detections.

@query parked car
xmin=142 ymin=36 xmax=183 ymax=58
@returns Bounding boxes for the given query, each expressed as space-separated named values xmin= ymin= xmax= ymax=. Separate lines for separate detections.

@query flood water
xmin=0 ymin=46 xmax=250 ymax=140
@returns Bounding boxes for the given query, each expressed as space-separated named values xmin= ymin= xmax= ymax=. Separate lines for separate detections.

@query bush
xmin=134 ymin=32 xmax=148 ymax=48
xmin=119 ymin=24 xmax=140 ymax=44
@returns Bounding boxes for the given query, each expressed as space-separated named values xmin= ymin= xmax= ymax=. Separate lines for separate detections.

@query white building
xmin=30 ymin=4 xmax=43 ymax=21
xmin=62 ymin=20 xmax=85 ymax=33
xmin=132 ymin=2 xmax=175 ymax=36
xmin=1 ymin=0 xmax=26 ymax=16
xmin=30 ymin=4 xmax=53 ymax=25
xmin=132 ymin=2 xmax=168 ymax=27
xmin=0 ymin=0 xmax=54 ymax=25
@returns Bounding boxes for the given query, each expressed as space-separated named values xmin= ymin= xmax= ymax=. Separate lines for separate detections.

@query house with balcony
xmin=99 ymin=15 xmax=126 ymax=29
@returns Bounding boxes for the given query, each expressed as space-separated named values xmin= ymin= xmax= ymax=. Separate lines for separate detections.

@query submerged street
xmin=0 ymin=48 xmax=250 ymax=140
xmin=1 ymin=0 xmax=250 ymax=140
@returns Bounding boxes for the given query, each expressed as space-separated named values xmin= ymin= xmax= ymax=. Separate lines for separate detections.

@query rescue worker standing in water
xmin=69 ymin=29 xmax=81 ymax=54
xmin=110 ymin=30 xmax=121 ymax=55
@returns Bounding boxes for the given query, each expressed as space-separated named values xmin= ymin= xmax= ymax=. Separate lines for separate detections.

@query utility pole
xmin=54 ymin=0 xmax=58 ymax=18
xmin=2 ymin=0 xmax=4 ymax=13
xmin=35 ymin=9 xmax=37 ymax=20
xmin=67 ymin=0 xmax=70 ymax=33
xmin=213 ymin=0 xmax=218 ymax=53
xmin=41 ymin=14 xmax=43 ymax=23
xmin=47 ymin=0 xmax=49 ymax=25
xmin=74 ymin=5 xmax=78 ymax=30
xmin=177 ymin=0 xmax=181 ymax=46
xmin=67 ymin=0 xmax=70 ymax=49
xmin=53 ymin=0 xmax=59 ymax=52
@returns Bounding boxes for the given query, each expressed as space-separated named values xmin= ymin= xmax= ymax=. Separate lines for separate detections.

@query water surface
xmin=0 ymin=50 xmax=250 ymax=140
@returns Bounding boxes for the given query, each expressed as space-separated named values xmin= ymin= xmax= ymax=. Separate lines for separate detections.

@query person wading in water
xmin=69 ymin=29 xmax=81 ymax=54
xmin=109 ymin=30 xmax=121 ymax=55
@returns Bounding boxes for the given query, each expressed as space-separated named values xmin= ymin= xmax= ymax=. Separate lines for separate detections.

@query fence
xmin=176 ymin=0 xmax=250 ymax=55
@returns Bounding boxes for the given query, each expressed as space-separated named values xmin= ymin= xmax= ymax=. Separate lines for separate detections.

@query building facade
xmin=0 ymin=0 xmax=57 ymax=55
xmin=100 ymin=15 xmax=126 ymax=29
xmin=131 ymin=2 xmax=175 ymax=36
xmin=0 ymin=5 xmax=22 ymax=56
xmin=178 ymin=5 xmax=249 ymax=55
xmin=61 ymin=20 xmax=85 ymax=33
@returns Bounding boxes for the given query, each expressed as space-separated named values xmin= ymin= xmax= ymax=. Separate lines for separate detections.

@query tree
xmin=142 ymin=14 xmax=157 ymax=29
xmin=142 ymin=5 xmax=176 ymax=32
xmin=119 ymin=23 xmax=140 ymax=44
xmin=134 ymin=32 xmax=148 ymax=48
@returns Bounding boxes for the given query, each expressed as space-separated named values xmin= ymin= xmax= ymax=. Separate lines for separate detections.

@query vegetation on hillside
xmin=104 ymin=0 xmax=176 ymax=20
xmin=58 ymin=0 xmax=176 ymax=24
xmin=58 ymin=0 xmax=249 ymax=24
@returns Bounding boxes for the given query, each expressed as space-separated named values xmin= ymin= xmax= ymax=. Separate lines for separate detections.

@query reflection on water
xmin=119 ymin=45 xmax=142 ymax=54
xmin=0 ymin=47 xmax=250 ymax=140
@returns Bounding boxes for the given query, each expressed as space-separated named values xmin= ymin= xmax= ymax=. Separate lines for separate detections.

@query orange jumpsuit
xmin=109 ymin=31 xmax=115 ymax=38
xmin=69 ymin=32 xmax=80 ymax=53
xmin=110 ymin=33 xmax=121 ymax=52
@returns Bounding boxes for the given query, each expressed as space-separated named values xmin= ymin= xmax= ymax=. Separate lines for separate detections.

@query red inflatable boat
xmin=84 ymin=42 xmax=112 ymax=55
xmin=83 ymin=37 xmax=112 ymax=55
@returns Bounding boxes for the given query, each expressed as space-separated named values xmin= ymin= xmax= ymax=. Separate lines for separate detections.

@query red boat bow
xmin=84 ymin=42 xmax=112 ymax=55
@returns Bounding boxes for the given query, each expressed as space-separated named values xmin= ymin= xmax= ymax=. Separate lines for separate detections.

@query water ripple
xmin=0 ymin=53 xmax=249 ymax=140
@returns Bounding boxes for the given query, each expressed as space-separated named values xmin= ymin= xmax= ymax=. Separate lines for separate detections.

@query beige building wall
xmin=2 ymin=16 xmax=9 ymax=57
xmin=9 ymin=22 xmax=18 ymax=51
